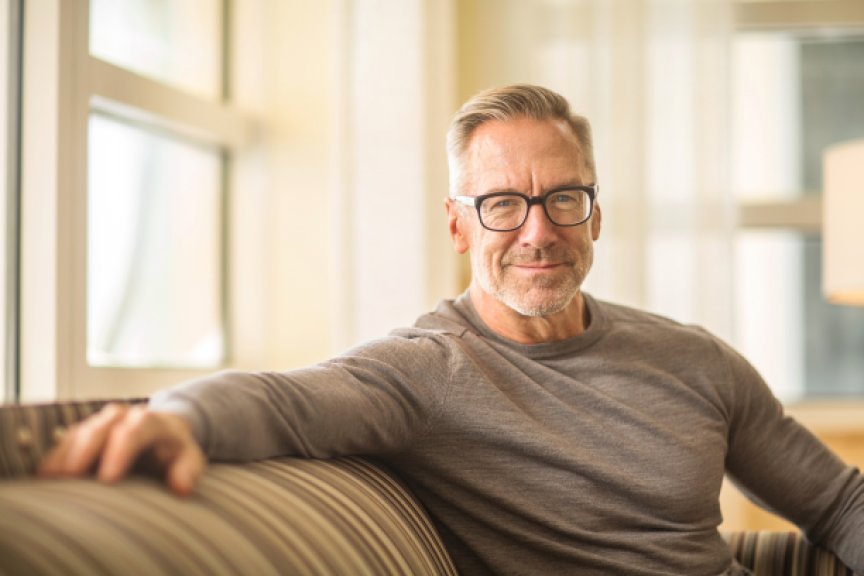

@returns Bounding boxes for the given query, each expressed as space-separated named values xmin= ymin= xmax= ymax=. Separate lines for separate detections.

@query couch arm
xmin=0 ymin=400 xmax=457 ymax=575
xmin=0 ymin=399 xmax=147 ymax=479
xmin=0 ymin=456 xmax=458 ymax=576
xmin=723 ymin=531 xmax=859 ymax=576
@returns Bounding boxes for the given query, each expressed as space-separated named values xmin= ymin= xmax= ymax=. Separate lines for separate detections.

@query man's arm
xmin=720 ymin=339 xmax=864 ymax=571
xmin=39 ymin=332 xmax=452 ymax=494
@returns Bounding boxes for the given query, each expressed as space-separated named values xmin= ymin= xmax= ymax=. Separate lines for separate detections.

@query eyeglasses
xmin=455 ymin=184 xmax=598 ymax=232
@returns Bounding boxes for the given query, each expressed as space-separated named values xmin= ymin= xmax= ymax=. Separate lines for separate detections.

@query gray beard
xmin=475 ymin=243 xmax=593 ymax=317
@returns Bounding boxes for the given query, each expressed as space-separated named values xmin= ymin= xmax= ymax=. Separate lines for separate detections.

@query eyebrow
xmin=479 ymin=180 xmax=589 ymax=196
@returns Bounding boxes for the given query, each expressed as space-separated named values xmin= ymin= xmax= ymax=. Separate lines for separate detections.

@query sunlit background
xmin=3 ymin=1 xmax=863 ymax=390
xmin=3 ymin=0 xmax=863 ymax=398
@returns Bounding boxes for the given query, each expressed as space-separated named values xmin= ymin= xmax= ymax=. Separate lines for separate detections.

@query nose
xmin=517 ymin=202 xmax=557 ymax=248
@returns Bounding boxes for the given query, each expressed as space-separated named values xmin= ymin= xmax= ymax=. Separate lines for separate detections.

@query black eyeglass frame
xmin=455 ymin=184 xmax=599 ymax=232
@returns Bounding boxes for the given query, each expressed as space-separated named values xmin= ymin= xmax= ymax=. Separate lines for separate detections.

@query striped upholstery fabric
xmin=723 ymin=531 xmax=859 ymax=576
xmin=0 ymin=401 xmax=856 ymax=576
xmin=0 ymin=400 xmax=457 ymax=575
xmin=0 ymin=456 xmax=458 ymax=576
xmin=0 ymin=399 xmax=146 ymax=478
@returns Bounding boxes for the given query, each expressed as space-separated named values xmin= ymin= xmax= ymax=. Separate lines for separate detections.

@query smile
xmin=511 ymin=263 xmax=564 ymax=272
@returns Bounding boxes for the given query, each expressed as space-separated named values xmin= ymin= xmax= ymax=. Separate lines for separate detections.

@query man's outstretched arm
xmin=37 ymin=403 xmax=206 ymax=496
xmin=37 ymin=331 xmax=452 ymax=494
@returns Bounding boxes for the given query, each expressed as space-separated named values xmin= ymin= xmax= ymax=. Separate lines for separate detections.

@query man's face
xmin=446 ymin=117 xmax=601 ymax=317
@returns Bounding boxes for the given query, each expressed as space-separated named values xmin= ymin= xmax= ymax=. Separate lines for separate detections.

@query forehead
xmin=464 ymin=117 xmax=587 ymax=192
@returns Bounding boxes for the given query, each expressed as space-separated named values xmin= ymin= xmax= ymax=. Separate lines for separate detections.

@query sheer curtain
xmin=331 ymin=0 xmax=460 ymax=350
xmin=462 ymin=0 xmax=735 ymax=339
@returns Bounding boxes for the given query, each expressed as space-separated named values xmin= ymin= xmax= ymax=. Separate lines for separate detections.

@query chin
xmin=475 ymin=261 xmax=587 ymax=318
xmin=504 ymin=290 xmax=577 ymax=317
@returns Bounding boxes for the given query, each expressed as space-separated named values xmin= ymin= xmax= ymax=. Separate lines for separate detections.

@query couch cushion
xmin=0 ymin=456 xmax=457 ymax=576
xmin=723 ymin=531 xmax=858 ymax=576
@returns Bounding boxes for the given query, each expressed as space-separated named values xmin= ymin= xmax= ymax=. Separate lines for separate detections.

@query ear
xmin=445 ymin=198 xmax=470 ymax=254
xmin=591 ymin=203 xmax=601 ymax=241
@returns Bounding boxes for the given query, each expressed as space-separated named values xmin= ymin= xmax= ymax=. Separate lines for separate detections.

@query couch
xmin=0 ymin=399 xmax=858 ymax=576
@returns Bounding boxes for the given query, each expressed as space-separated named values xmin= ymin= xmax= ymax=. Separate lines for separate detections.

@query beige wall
xmin=235 ymin=0 xmax=462 ymax=370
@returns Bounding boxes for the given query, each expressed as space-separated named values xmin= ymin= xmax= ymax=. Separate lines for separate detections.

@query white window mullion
xmin=19 ymin=0 xmax=87 ymax=401
xmin=88 ymin=57 xmax=249 ymax=148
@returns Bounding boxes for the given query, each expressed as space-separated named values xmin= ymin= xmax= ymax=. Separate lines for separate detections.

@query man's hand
xmin=37 ymin=404 xmax=206 ymax=496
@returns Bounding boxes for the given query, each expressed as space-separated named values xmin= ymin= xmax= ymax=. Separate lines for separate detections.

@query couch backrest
xmin=0 ymin=399 xmax=146 ymax=478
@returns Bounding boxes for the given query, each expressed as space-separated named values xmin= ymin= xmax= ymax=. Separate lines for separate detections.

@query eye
xmin=549 ymin=193 xmax=576 ymax=205
xmin=494 ymin=199 xmax=512 ymax=208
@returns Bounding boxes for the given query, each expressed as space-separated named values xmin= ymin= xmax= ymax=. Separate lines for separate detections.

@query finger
xmin=97 ymin=405 xmax=161 ymax=484
xmin=165 ymin=445 xmax=207 ymax=497
xmin=38 ymin=404 xmax=128 ymax=476
xmin=37 ymin=424 xmax=78 ymax=475
xmin=62 ymin=404 xmax=131 ymax=475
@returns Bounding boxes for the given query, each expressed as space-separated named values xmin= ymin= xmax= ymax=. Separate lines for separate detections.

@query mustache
xmin=502 ymin=248 xmax=576 ymax=267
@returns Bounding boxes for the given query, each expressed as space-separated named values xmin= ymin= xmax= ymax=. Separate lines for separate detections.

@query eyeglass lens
xmin=479 ymin=190 xmax=590 ymax=231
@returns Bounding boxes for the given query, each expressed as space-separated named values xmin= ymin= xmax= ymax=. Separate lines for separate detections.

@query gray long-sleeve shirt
xmin=150 ymin=292 xmax=864 ymax=575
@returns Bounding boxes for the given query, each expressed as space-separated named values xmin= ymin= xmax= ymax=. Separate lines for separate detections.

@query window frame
xmin=1 ymin=0 xmax=22 ymax=404
xmin=19 ymin=0 xmax=250 ymax=401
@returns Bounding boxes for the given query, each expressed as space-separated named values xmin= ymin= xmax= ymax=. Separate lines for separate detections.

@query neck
xmin=469 ymin=284 xmax=590 ymax=344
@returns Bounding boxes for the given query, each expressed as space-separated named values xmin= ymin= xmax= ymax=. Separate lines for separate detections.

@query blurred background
xmin=0 ymin=0 xmax=862 ymax=531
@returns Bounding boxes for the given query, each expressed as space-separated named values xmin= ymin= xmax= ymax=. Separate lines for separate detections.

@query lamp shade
xmin=823 ymin=138 xmax=864 ymax=306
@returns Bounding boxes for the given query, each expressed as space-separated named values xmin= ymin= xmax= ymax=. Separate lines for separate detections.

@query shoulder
xmin=395 ymin=297 xmax=475 ymax=339
xmin=588 ymin=295 xmax=735 ymax=362
xmin=323 ymin=299 xmax=478 ymax=374
xmin=591 ymin=295 xmax=710 ymax=336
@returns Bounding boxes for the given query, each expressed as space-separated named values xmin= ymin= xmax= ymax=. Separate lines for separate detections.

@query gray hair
xmin=446 ymin=84 xmax=596 ymax=198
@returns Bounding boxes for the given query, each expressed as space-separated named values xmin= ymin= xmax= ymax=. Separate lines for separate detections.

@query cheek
xmin=564 ymin=226 xmax=594 ymax=248
xmin=476 ymin=233 xmax=512 ymax=266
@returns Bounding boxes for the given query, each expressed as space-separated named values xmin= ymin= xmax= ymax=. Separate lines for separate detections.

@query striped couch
xmin=0 ymin=400 xmax=858 ymax=576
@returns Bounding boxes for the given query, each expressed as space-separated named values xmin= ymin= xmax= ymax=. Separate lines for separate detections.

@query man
xmin=39 ymin=85 xmax=864 ymax=575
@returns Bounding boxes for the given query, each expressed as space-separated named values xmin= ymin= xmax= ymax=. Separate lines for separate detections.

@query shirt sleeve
xmin=720 ymin=338 xmax=864 ymax=571
xmin=147 ymin=331 xmax=453 ymax=461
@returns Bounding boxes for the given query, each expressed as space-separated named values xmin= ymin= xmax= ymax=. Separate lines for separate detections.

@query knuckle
xmin=99 ymin=403 xmax=128 ymax=420
xmin=106 ymin=406 xmax=151 ymax=445
xmin=116 ymin=405 xmax=148 ymax=430
xmin=78 ymin=404 xmax=127 ymax=435
xmin=127 ymin=404 xmax=150 ymax=421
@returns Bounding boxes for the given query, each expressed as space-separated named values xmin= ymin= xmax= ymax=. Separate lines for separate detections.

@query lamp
xmin=823 ymin=138 xmax=864 ymax=306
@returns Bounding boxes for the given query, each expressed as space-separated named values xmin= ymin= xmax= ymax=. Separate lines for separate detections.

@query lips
xmin=504 ymin=257 xmax=572 ymax=269
xmin=512 ymin=263 xmax=562 ymax=270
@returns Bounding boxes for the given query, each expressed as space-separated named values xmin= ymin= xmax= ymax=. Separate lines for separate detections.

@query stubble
xmin=476 ymin=243 xmax=593 ymax=317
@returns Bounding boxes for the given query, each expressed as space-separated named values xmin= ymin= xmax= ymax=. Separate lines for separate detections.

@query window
xmin=18 ymin=0 xmax=248 ymax=400
xmin=86 ymin=113 xmax=224 ymax=368
xmin=13 ymin=0 xmax=358 ymax=402
xmin=89 ymin=0 xmax=223 ymax=101
xmin=732 ymin=4 xmax=864 ymax=401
